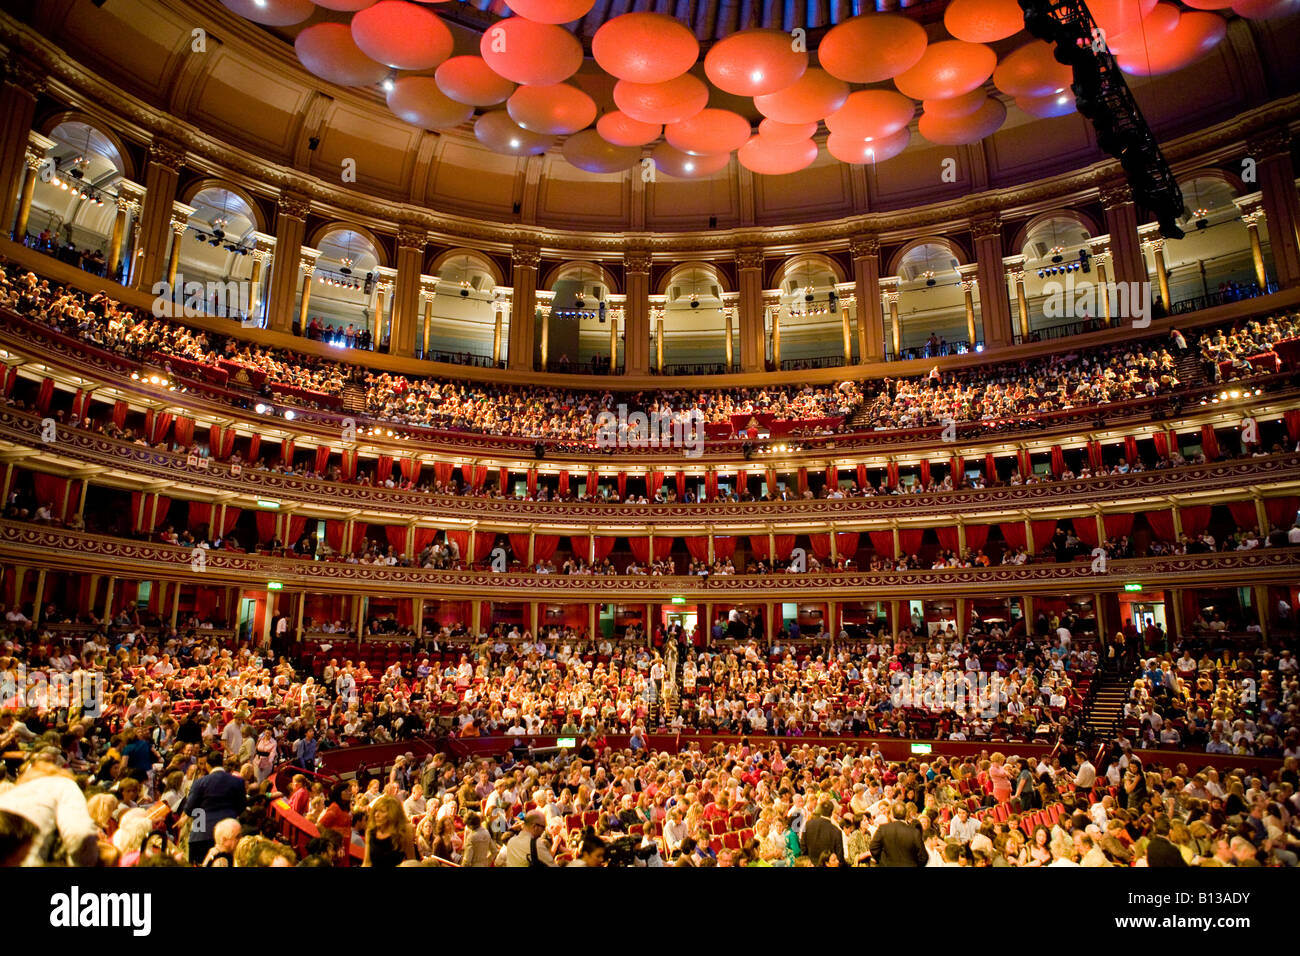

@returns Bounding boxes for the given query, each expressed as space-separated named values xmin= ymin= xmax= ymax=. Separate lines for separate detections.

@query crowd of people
xmin=4 ymin=259 xmax=1297 ymax=451
xmin=0 ymin=600 xmax=1296 ymax=867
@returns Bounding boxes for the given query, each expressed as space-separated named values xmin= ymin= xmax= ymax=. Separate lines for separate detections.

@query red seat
xmin=711 ymin=818 xmax=727 ymax=835
xmin=723 ymin=832 xmax=741 ymax=850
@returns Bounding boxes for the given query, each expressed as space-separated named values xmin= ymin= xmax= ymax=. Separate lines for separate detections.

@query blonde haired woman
xmin=363 ymin=794 xmax=414 ymax=866
xmin=989 ymin=752 xmax=1012 ymax=804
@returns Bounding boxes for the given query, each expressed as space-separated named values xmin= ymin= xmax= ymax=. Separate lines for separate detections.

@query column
xmin=421 ymin=289 xmax=434 ymax=356
xmin=959 ymin=267 xmax=978 ymax=347
xmin=265 ymin=194 xmax=311 ymax=331
xmin=1169 ymin=588 xmax=1183 ymax=641
xmin=1094 ymin=593 xmax=1106 ymax=643
xmin=107 ymin=192 xmax=139 ymax=282
xmin=623 ymin=250 xmax=651 ymax=375
xmin=1250 ymin=128 xmax=1300 ymax=288
xmin=295 ymin=590 xmax=306 ymax=642
xmin=1089 ymin=240 xmax=1113 ymax=326
xmin=724 ymin=308 xmax=734 ymax=368
xmin=1100 ymin=181 xmax=1147 ymax=292
xmin=248 ymin=239 xmax=273 ymax=325
xmin=850 ymin=235 xmax=885 ymax=362
xmin=165 ymin=213 xmax=188 ymax=287
xmin=1254 ymin=585 xmax=1270 ymax=642
xmin=12 ymin=145 xmax=46 ymax=241
xmin=508 ymin=244 xmax=540 ymax=370
xmin=371 ymin=277 xmax=391 ymax=347
xmin=391 ymin=226 xmax=427 ymax=356
xmin=170 ymin=582 xmax=181 ymax=628
xmin=655 ymin=314 xmax=665 ymax=372
xmin=971 ymin=218 xmax=1011 ymax=348
xmin=102 ymin=576 xmax=116 ymax=621
xmin=297 ymin=250 xmax=320 ymax=333
xmin=0 ymin=60 xmax=44 ymax=236
xmin=609 ymin=308 xmax=619 ymax=370
xmin=31 ymin=568 xmax=46 ymax=627
xmin=529 ymin=601 xmax=539 ymax=637
xmin=841 ymin=307 xmax=852 ymax=363
xmin=736 ymin=248 xmax=766 ymax=372
xmin=770 ymin=302 xmax=780 ymax=368
xmin=1004 ymin=255 xmax=1029 ymax=341
xmin=493 ymin=306 xmax=504 ymax=364
xmin=132 ymin=141 xmax=186 ymax=291
xmin=1146 ymin=237 xmax=1170 ymax=310
xmin=540 ymin=304 xmax=551 ymax=370
xmin=882 ymin=279 xmax=901 ymax=357
xmin=1241 ymin=210 xmax=1268 ymax=290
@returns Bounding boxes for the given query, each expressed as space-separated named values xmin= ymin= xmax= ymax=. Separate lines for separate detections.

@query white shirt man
xmin=947 ymin=809 xmax=980 ymax=844
xmin=1074 ymin=757 xmax=1097 ymax=791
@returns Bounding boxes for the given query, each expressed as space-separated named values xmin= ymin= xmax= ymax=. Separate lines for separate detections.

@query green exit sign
xmin=1125 ymin=583 xmax=1143 ymax=592
xmin=671 ymin=596 xmax=686 ymax=605
xmin=267 ymin=581 xmax=283 ymax=590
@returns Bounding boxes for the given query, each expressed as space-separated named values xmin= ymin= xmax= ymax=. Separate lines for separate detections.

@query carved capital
xmin=970 ymin=217 xmax=1002 ymax=241
xmin=276 ymin=193 xmax=311 ymax=222
xmin=849 ymin=235 xmax=880 ymax=259
xmin=146 ymin=140 xmax=186 ymax=173
xmin=511 ymin=244 xmax=541 ymax=270
xmin=396 ymin=225 xmax=427 ymax=251
xmin=1246 ymin=126 xmax=1290 ymax=160
xmin=623 ymin=249 xmax=652 ymax=274
xmin=1099 ymin=181 xmax=1133 ymax=209
xmin=1241 ymin=210 xmax=1263 ymax=228
xmin=1146 ymin=237 xmax=1165 ymax=254
xmin=168 ymin=216 xmax=189 ymax=236
xmin=735 ymin=247 xmax=764 ymax=271
xmin=23 ymin=148 xmax=44 ymax=171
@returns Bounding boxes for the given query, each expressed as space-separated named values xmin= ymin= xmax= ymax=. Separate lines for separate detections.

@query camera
xmin=604 ymin=835 xmax=657 ymax=867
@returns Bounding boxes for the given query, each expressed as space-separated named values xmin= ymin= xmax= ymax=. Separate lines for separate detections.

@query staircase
xmin=1175 ymin=351 xmax=1206 ymax=389
xmin=1082 ymin=668 xmax=1135 ymax=737
xmin=341 ymin=384 xmax=366 ymax=415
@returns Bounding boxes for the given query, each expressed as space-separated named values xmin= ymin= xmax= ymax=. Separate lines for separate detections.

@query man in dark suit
xmin=183 ymin=752 xmax=247 ymax=865
xmin=869 ymin=802 xmax=930 ymax=867
xmin=1145 ymin=816 xmax=1188 ymax=867
xmin=802 ymin=799 xmax=844 ymax=865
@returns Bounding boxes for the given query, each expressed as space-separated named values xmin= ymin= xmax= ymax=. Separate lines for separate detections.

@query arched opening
xmin=544 ymin=261 xmax=617 ymax=373
xmin=303 ymin=228 xmax=384 ymax=350
xmin=1162 ymin=173 xmax=1267 ymax=308
xmin=891 ymin=240 xmax=973 ymax=357
xmin=656 ymin=262 xmax=731 ymax=373
xmin=1019 ymin=213 xmax=1094 ymax=336
xmin=421 ymin=252 xmax=503 ymax=366
xmin=773 ymin=254 xmax=851 ymax=369
xmin=173 ymin=186 xmax=260 ymax=297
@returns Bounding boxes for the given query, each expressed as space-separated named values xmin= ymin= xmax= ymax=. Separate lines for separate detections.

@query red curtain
xmin=936 ymin=526 xmax=960 ymax=551
xmin=653 ymin=537 xmax=674 ymax=561
xmin=402 ymin=457 xmax=422 ymax=486
xmin=999 ymin=522 xmax=1027 ymax=549
xmin=385 ymin=526 xmax=407 ymax=553
xmin=281 ymin=439 xmax=295 ymax=465
xmin=1 ymin=367 xmax=17 ymax=398
xmin=471 ymin=465 xmax=487 ymax=490
xmin=558 ymin=471 xmax=570 ymax=497
xmin=36 ymin=377 xmax=53 ymax=415
xmin=287 ymin=515 xmax=307 ymax=544
xmin=33 ymin=474 xmax=71 ymax=521
xmin=173 ymin=416 xmax=194 ymax=447
xmin=412 ymin=527 xmax=437 ymax=554
xmin=676 ymin=471 xmax=686 ymax=499
xmin=1266 ymin=496 xmax=1299 ymax=528
xmin=1284 ymin=410 xmax=1300 ymax=444
xmin=856 ymin=464 xmax=868 ymax=489
xmin=1050 ymin=445 xmax=1065 ymax=477
xmin=1228 ymin=502 xmax=1258 ymax=529
xmin=1032 ymin=520 xmax=1058 ymax=550
xmin=713 ymin=536 xmax=736 ymax=559
xmin=765 ymin=467 xmax=777 ymax=493
xmin=809 ymin=533 xmax=832 ymax=559
xmin=590 ymin=535 xmax=616 ymax=563
xmin=1104 ymin=513 xmax=1134 ymax=538
xmin=341 ymin=450 xmax=357 ymax=482
xmin=255 ymin=511 xmax=278 ymax=544
xmin=1073 ymin=517 xmax=1100 ymax=549
xmin=886 ymin=461 xmax=899 ymax=488
xmin=1017 ymin=449 xmax=1031 ymax=477
xmin=247 ymin=434 xmax=260 ymax=464
xmin=499 ymin=468 xmax=510 ymax=493
xmin=188 ymin=502 xmax=212 ymax=533
xmin=629 ymin=537 xmax=652 ymax=564
xmin=587 ymin=470 xmax=599 ymax=496
xmin=325 ymin=520 xmax=346 ymax=553
xmin=527 ymin=469 xmax=538 ymax=498
xmin=951 ymin=456 xmax=963 ymax=488
xmin=898 ymin=530 xmax=923 ymax=556
xmin=685 ymin=536 xmax=710 ymax=562
xmin=1200 ymin=424 xmax=1220 ymax=460
xmin=965 ymin=525 xmax=989 ymax=553
xmin=1087 ymin=440 xmax=1104 ymax=471
xmin=704 ymin=472 xmax=718 ymax=501
xmin=219 ymin=506 xmax=241 ymax=537
xmin=1124 ymin=435 xmax=1139 ymax=464
xmin=747 ymin=536 xmax=770 ymax=560
xmin=1152 ymin=431 xmax=1169 ymax=459
xmin=533 ymin=535 xmax=560 ymax=563
xmin=112 ymin=400 xmax=128 ymax=429
xmin=376 ymin=456 xmax=394 ymax=483
xmin=208 ymin=424 xmax=223 ymax=458
xmin=869 ymin=531 xmax=895 ymax=558
xmin=149 ymin=411 xmax=174 ymax=445
xmin=772 ymin=535 xmax=795 ymax=560
xmin=617 ymin=471 xmax=627 ymax=499
xmin=736 ymin=469 xmax=748 ymax=495
xmin=835 ymin=532 xmax=859 ymax=559
xmin=797 ymin=468 xmax=809 ymax=495
xmin=984 ymin=453 xmax=997 ymax=484
xmin=508 ymin=534 xmax=531 ymax=561
xmin=648 ymin=472 xmax=664 ymax=499
xmin=314 ymin=446 xmax=330 ymax=475
xmin=1180 ymin=505 xmax=1212 ymax=535
xmin=920 ymin=460 xmax=931 ymax=487
xmin=1147 ymin=510 xmax=1176 ymax=541
xmin=433 ymin=462 xmax=453 ymax=486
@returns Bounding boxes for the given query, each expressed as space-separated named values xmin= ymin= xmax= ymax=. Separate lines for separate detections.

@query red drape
xmin=951 ymin=456 xmax=963 ymax=488
xmin=713 ymin=536 xmax=736 ymax=559
xmin=920 ymin=460 xmax=931 ymax=488
xmin=747 ymin=536 xmax=769 ymax=560
xmin=809 ymin=534 xmax=832 ymax=559
xmin=856 ymin=464 xmax=868 ymax=489
xmin=112 ymin=400 xmax=128 ymax=428
xmin=402 ymin=457 xmax=422 ymax=486
xmin=1087 ymin=440 xmax=1104 ymax=471
xmin=999 ymin=522 xmax=1027 ymax=549
xmin=676 ymin=471 xmax=686 ymax=499
xmin=965 ymin=525 xmax=989 ymax=553
xmin=255 ymin=511 xmax=278 ymax=544
xmin=984 ymin=454 xmax=997 ymax=484
xmin=685 ymin=536 xmax=709 ymax=562
xmin=1104 ymin=513 xmax=1134 ymax=538
xmin=648 ymin=471 xmax=664 ymax=499
xmin=587 ymin=470 xmax=599 ymax=496
xmin=1147 ymin=510 xmax=1176 ymax=542
xmin=173 ymin=416 xmax=194 ymax=448
xmin=281 ymin=439 xmax=295 ymax=465
xmin=376 ymin=456 xmax=394 ymax=483
xmin=1266 ymin=495 xmax=1299 ymax=528
xmin=736 ymin=469 xmax=748 ymax=495
xmin=188 ymin=502 xmax=212 ymax=533
xmin=1018 ymin=449 xmax=1031 ymax=477
xmin=936 ymin=526 xmax=959 ymax=551
xmin=705 ymin=472 xmax=718 ymax=501
xmin=590 ymin=535 xmax=616 ymax=563
xmin=219 ymin=506 xmax=241 ymax=537
xmin=1228 ymin=502 xmax=1258 ymax=529
xmin=471 ymin=465 xmax=488 ymax=490
xmin=869 ymin=531 xmax=895 ymax=558
xmin=653 ymin=537 xmax=674 ymax=561
xmin=33 ymin=474 xmax=71 ymax=521
xmin=314 ymin=446 xmax=330 ymax=475
xmin=149 ymin=411 xmax=174 ymax=445
xmin=1180 ymin=505 xmax=1212 ymax=535
xmin=1284 ymin=410 xmax=1300 ymax=444
xmin=886 ymin=461 xmax=899 ymax=488
xmin=533 ymin=535 xmax=560 ymax=563
xmin=617 ymin=471 xmax=627 ymax=499
xmin=499 ymin=468 xmax=510 ymax=493
xmin=1200 ymin=424 xmax=1220 ymax=460
xmin=433 ymin=462 xmax=453 ymax=486
xmin=1050 ymin=445 xmax=1064 ymax=478
xmin=629 ymin=537 xmax=652 ymax=564
xmin=898 ymin=529 xmax=923 ymax=556
xmin=527 ymin=469 xmax=538 ymax=498
xmin=287 ymin=515 xmax=307 ymax=544
xmin=325 ymin=520 xmax=346 ymax=553
xmin=1073 ymin=517 xmax=1100 ymax=548
xmin=772 ymin=535 xmax=795 ymax=560
xmin=1124 ymin=435 xmax=1139 ymax=464
xmin=508 ymin=534 xmax=531 ymax=561
xmin=825 ymin=465 xmax=838 ymax=490
xmin=765 ymin=467 xmax=777 ymax=493
xmin=341 ymin=450 xmax=357 ymax=482
xmin=36 ymin=377 xmax=53 ymax=415
xmin=247 ymin=434 xmax=260 ymax=464
xmin=1152 ymin=431 xmax=1169 ymax=459
xmin=797 ymin=468 xmax=809 ymax=495
xmin=558 ymin=471 xmax=570 ymax=497
xmin=1 ymin=367 xmax=17 ymax=398
xmin=385 ymin=525 xmax=407 ymax=553
xmin=835 ymin=532 xmax=859 ymax=559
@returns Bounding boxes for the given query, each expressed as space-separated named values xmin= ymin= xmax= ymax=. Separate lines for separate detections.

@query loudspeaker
xmin=533 ymin=441 xmax=545 ymax=461
xmin=512 ymin=202 xmax=522 ymax=214
xmin=708 ymin=215 xmax=717 ymax=229
xmin=307 ymin=136 xmax=320 ymax=151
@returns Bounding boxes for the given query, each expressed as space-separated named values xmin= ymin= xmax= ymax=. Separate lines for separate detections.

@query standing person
xmin=362 ymin=795 xmax=414 ymax=867
xmin=0 ymin=758 xmax=99 ymax=867
xmin=504 ymin=812 xmax=554 ymax=867
xmin=868 ymin=802 xmax=929 ymax=867
xmin=461 ymin=812 xmax=495 ymax=866
xmin=802 ymin=798 xmax=845 ymax=864
xmin=182 ymin=753 xmax=247 ymax=866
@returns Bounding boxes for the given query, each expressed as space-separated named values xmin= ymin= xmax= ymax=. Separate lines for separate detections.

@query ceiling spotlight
xmin=381 ymin=72 xmax=396 ymax=93
xmin=255 ymin=403 xmax=268 ymax=414
xmin=284 ymin=409 xmax=296 ymax=421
